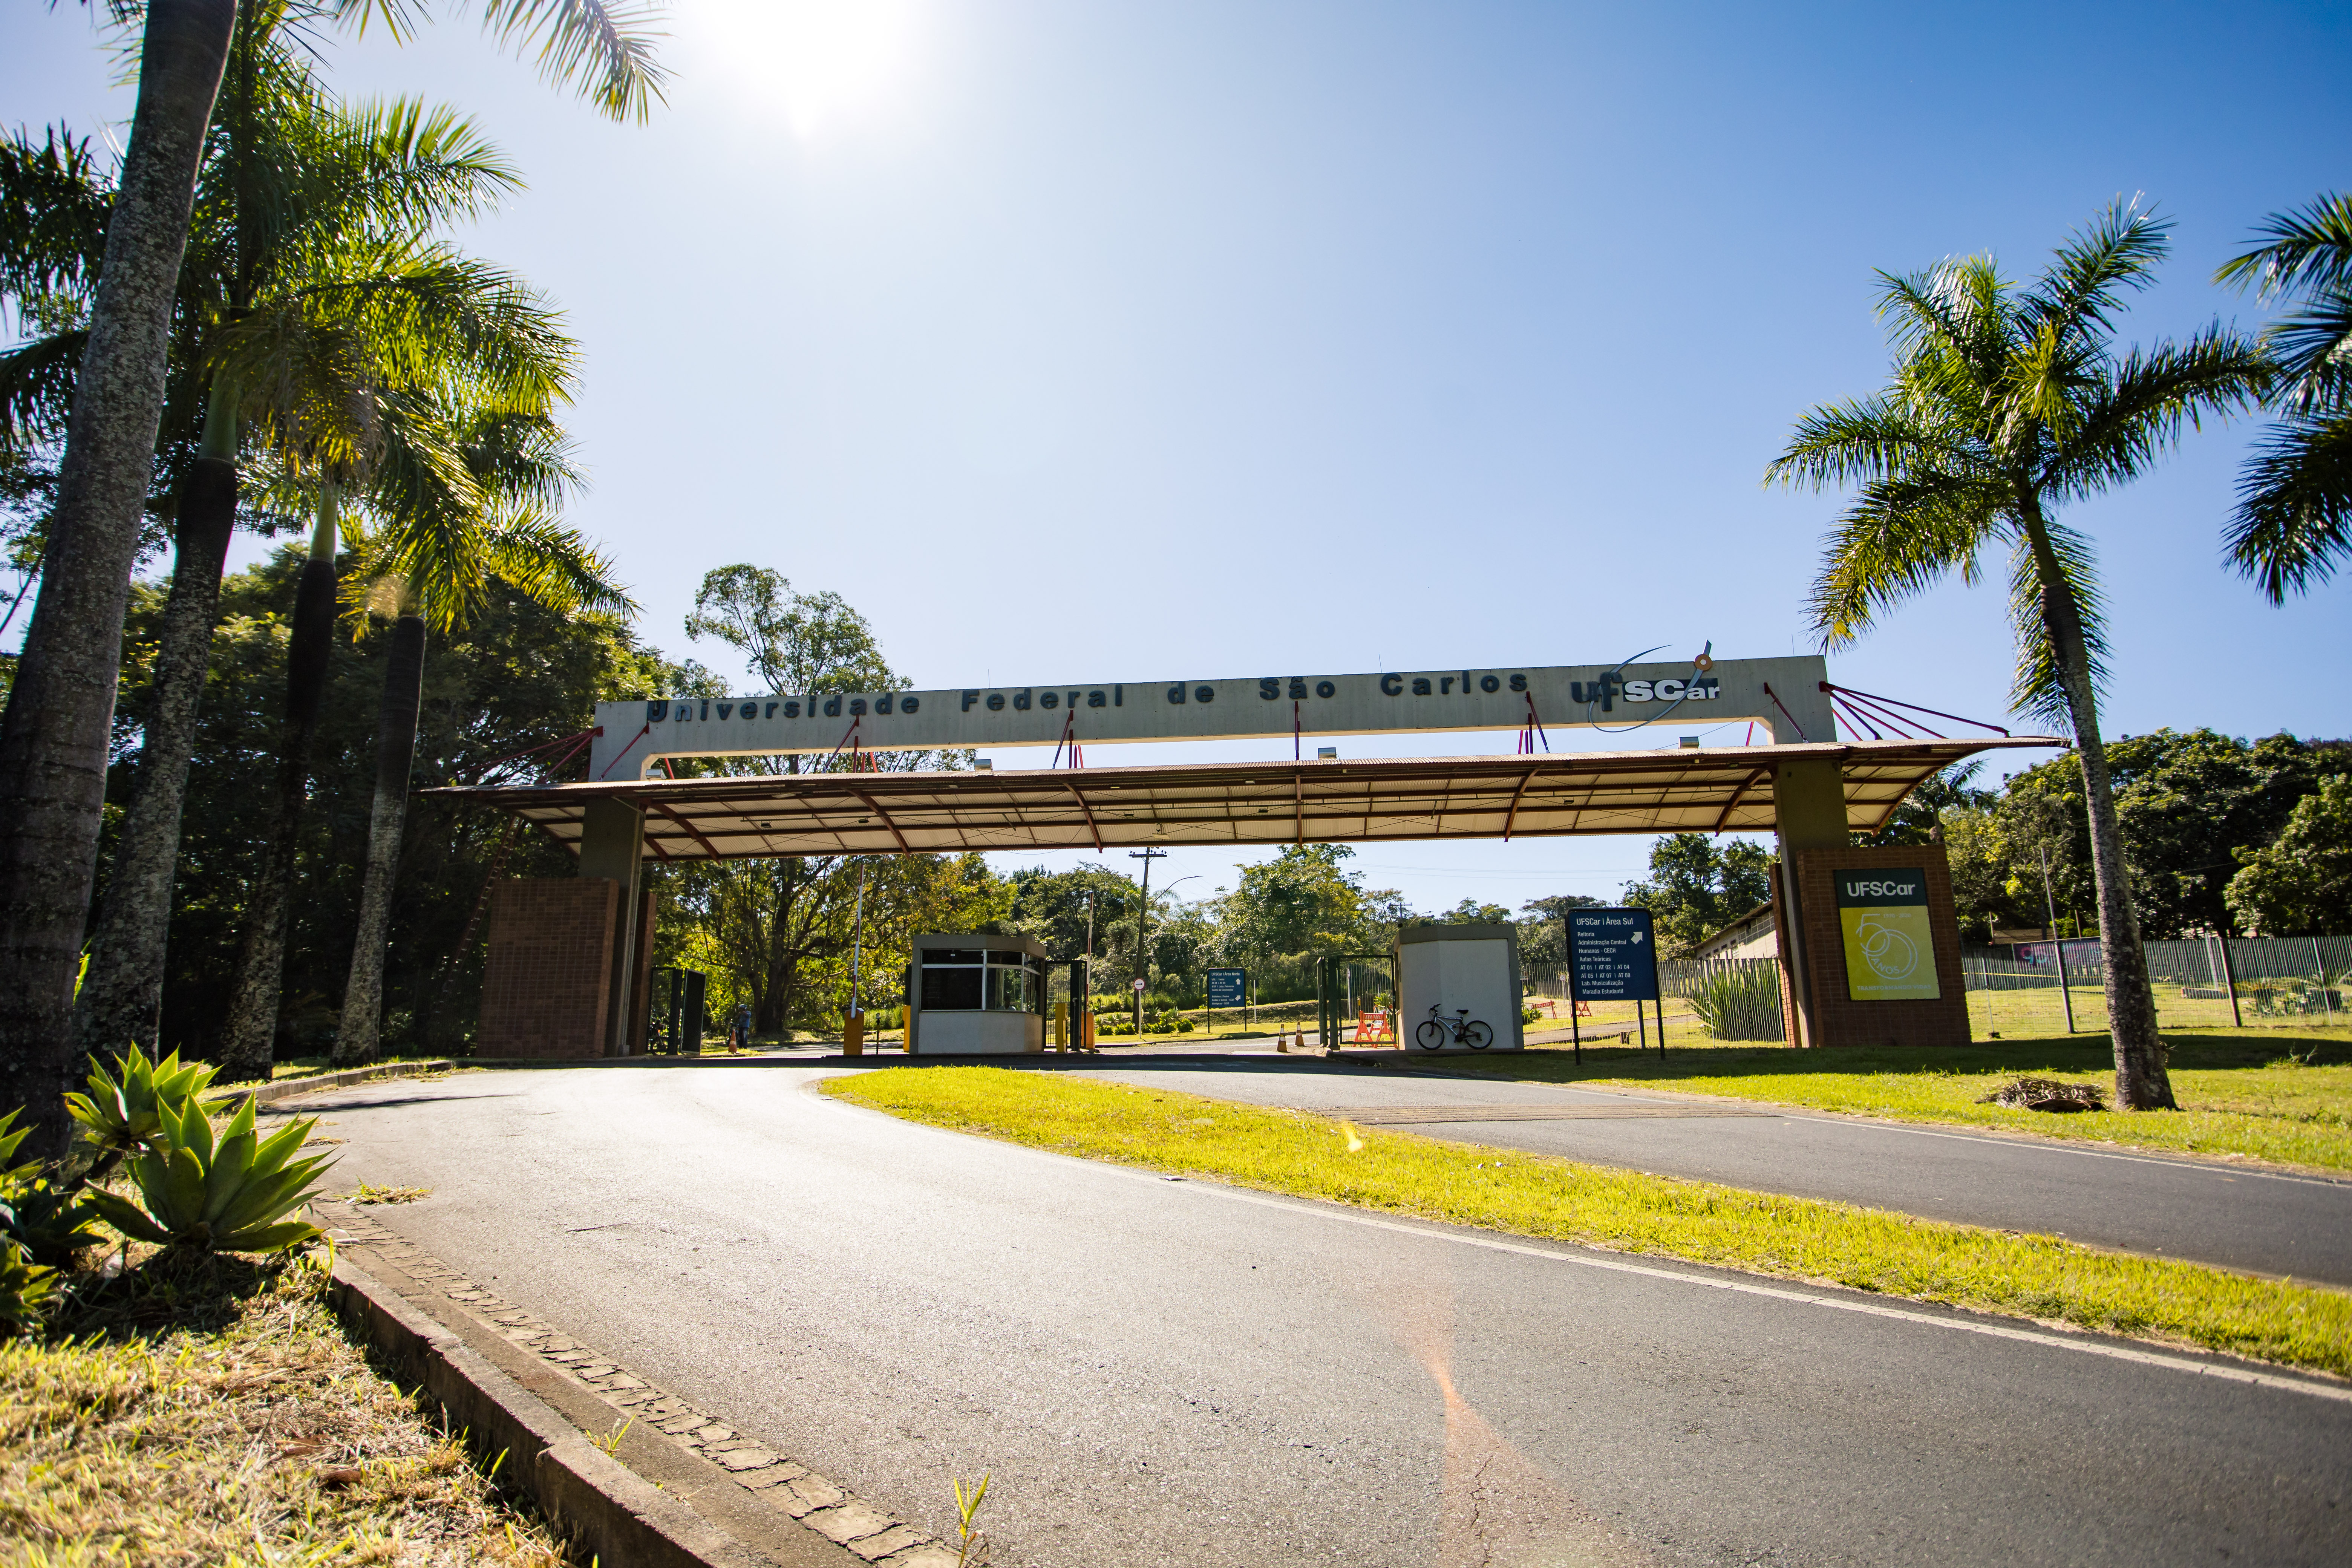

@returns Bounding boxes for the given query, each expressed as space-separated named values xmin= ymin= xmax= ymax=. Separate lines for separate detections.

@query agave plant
xmin=64 ymin=1044 xmax=220 ymax=1178
xmin=3 ymin=1177 xmax=105 ymax=1268
xmin=83 ymin=1097 xmax=334 ymax=1256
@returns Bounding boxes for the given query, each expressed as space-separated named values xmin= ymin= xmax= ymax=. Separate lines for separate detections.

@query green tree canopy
xmin=2226 ymin=776 xmax=2352 ymax=937
xmin=1219 ymin=845 xmax=1374 ymax=966
xmin=1622 ymin=835 xmax=1773 ymax=954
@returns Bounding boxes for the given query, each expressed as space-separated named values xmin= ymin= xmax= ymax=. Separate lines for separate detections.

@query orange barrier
xmin=1349 ymin=1009 xmax=1395 ymax=1044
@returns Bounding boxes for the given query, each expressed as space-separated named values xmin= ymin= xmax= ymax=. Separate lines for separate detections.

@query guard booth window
xmin=919 ymin=949 xmax=1043 ymax=1012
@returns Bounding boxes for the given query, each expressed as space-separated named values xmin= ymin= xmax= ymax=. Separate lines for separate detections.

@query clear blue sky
xmin=7 ymin=1 xmax=2348 ymax=916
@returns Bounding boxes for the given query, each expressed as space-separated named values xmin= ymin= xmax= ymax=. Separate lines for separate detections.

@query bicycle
xmin=1415 ymin=1006 xmax=1494 ymax=1051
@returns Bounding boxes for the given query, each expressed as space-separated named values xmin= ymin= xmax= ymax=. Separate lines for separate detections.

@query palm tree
xmin=2215 ymin=193 xmax=2352 ymax=599
xmin=212 ymin=228 xmax=577 ymax=1081
xmin=0 ymin=0 xmax=662 ymax=1153
xmin=1766 ymin=202 xmax=2268 ymax=1110
xmin=332 ymin=403 xmax=630 ymax=1065
xmin=10 ymin=27 xmax=530 ymax=1065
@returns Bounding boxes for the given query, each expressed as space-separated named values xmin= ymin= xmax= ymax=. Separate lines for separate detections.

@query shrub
xmin=0 ymin=1110 xmax=59 ymax=1334
xmin=84 ymin=1096 xmax=334 ymax=1256
xmin=1686 ymin=965 xmax=1786 ymax=1042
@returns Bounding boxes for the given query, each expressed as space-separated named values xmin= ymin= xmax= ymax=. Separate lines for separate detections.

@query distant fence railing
xmin=1525 ymin=933 xmax=2350 ymax=1042
xmin=1957 ymin=940 xmax=2343 ymax=1001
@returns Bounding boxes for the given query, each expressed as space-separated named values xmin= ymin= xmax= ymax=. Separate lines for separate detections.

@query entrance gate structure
xmin=433 ymin=652 xmax=2053 ymax=1057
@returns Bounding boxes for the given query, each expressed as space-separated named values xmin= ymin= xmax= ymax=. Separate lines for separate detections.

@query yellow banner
xmin=1840 ymin=906 xmax=1940 ymax=1000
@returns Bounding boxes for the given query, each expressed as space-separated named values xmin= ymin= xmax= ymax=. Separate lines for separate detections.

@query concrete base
xmin=909 ymin=1012 xmax=1043 ymax=1054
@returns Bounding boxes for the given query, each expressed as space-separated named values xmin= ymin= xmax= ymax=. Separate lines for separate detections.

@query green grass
xmin=1427 ymin=1030 xmax=2352 ymax=1171
xmin=822 ymin=1066 xmax=2352 ymax=1378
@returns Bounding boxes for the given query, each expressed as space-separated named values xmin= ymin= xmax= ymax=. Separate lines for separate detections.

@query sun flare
xmin=684 ymin=0 xmax=921 ymax=139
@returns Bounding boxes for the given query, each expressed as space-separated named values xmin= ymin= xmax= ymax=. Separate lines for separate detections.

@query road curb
xmin=224 ymin=1058 xmax=458 ymax=1106
xmin=327 ymin=1251 xmax=773 ymax=1567
xmin=318 ymin=1205 xmax=958 ymax=1567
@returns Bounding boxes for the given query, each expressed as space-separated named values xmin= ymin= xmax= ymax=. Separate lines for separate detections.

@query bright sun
xmin=684 ymin=0 xmax=921 ymax=139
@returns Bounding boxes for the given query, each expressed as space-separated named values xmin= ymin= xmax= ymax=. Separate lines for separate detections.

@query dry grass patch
xmin=0 ymin=1250 xmax=572 ymax=1567
xmin=825 ymin=1066 xmax=2352 ymax=1379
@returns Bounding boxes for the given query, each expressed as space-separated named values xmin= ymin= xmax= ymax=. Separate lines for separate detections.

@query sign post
xmin=1566 ymin=908 xmax=1662 ymax=1063
xmin=1206 ymin=968 xmax=1246 ymax=1038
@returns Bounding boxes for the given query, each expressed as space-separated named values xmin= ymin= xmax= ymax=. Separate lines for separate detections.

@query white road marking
xmin=808 ymin=1079 xmax=2352 ymax=1407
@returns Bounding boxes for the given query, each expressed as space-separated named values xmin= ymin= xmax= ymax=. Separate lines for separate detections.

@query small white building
xmin=1689 ymin=902 xmax=1778 ymax=962
xmin=905 ymin=934 xmax=1047 ymax=1054
xmin=1394 ymin=923 xmax=1525 ymax=1051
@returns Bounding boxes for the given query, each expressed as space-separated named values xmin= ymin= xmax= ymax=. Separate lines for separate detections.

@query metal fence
xmin=1523 ymin=934 xmax=2349 ymax=1043
xmin=1962 ymin=934 xmax=2348 ymax=1029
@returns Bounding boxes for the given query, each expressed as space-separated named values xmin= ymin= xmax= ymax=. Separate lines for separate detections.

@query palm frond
xmin=0 ymin=331 xmax=88 ymax=448
xmin=2215 ymin=192 xmax=2352 ymax=298
xmin=1765 ymin=397 xmax=1974 ymax=490
xmin=2005 ymin=522 xmax=2110 ymax=730
xmin=2263 ymin=290 xmax=2352 ymax=412
xmin=1877 ymin=258 xmax=2013 ymax=379
xmin=478 ymin=510 xmax=633 ymax=616
xmin=2020 ymin=197 xmax=2169 ymax=349
xmin=308 ymin=96 xmax=522 ymax=237
xmin=2046 ymin=323 xmax=2271 ymax=500
xmin=1805 ymin=476 xmax=2003 ymax=649
xmin=0 ymin=126 xmax=112 ymax=301
xmin=2225 ymin=409 xmax=2352 ymax=602
xmin=333 ymin=0 xmax=671 ymax=123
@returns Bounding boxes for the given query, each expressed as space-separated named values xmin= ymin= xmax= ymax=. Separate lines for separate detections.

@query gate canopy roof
xmin=429 ymin=737 xmax=2055 ymax=861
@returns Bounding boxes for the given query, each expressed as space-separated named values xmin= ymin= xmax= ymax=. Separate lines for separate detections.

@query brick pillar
xmin=1772 ymin=756 xmax=1849 ymax=1048
xmin=1786 ymin=844 xmax=1970 ymax=1049
xmin=480 ymin=879 xmax=619 ymax=1058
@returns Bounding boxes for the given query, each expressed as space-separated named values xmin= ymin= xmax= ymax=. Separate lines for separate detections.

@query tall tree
xmin=214 ymin=242 xmax=577 ymax=1079
xmin=670 ymin=567 xmax=975 ymax=1034
xmin=0 ymin=0 xmax=235 ymax=1155
xmin=0 ymin=0 xmax=665 ymax=1151
xmin=1768 ymin=202 xmax=2267 ymax=1109
xmin=333 ymin=409 xmax=629 ymax=1065
xmin=2216 ymin=193 xmax=2352 ymax=599
xmin=4 ymin=35 xmax=534 ymax=1063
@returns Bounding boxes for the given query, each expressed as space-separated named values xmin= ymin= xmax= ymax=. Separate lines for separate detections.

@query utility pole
xmin=2037 ymin=842 xmax=2075 ymax=1033
xmin=1129 ymin=848 xmax=1167 ymax=1034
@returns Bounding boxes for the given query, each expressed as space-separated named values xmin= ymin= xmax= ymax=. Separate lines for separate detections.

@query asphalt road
xmin=292 ymin=1065 xmax=2352 ymax=1568
xmin=1060 ymin=1053 xmax=2352 ymax=1285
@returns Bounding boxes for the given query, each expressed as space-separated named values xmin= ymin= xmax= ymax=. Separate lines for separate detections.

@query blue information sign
xmin=1566 ymin=908 xmax=1660 ymax=1002
xmin=1206 ymin=969 xmax=1247 ymax=1009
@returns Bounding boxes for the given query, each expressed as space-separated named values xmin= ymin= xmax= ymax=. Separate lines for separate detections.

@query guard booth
xmin=1391 ymin=923 xmax=1526 ymax=1052
xmin=905 ymin=935 xmax=1049 ymax=1054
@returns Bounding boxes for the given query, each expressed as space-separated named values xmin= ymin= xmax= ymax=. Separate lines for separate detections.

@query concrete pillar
xmin=1772 ymin=758 xmax=1849 ymax=1049
xmin=578 ymin=798 xmax=645 ymax=1057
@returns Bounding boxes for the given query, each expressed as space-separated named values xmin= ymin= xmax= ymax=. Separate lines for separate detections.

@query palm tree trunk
xmin=217 ymin=481 xmax=342 ymax=1082
xmin=333 ymin=613 xmax=427 ymax=1067
xmin=72 ymin=416 xmax=240 ymax=1060
xmin=0 ymin=0 xmax=237 ymax=1157
xmin=2019 ymin=503 xmax=2176 ymax=1110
